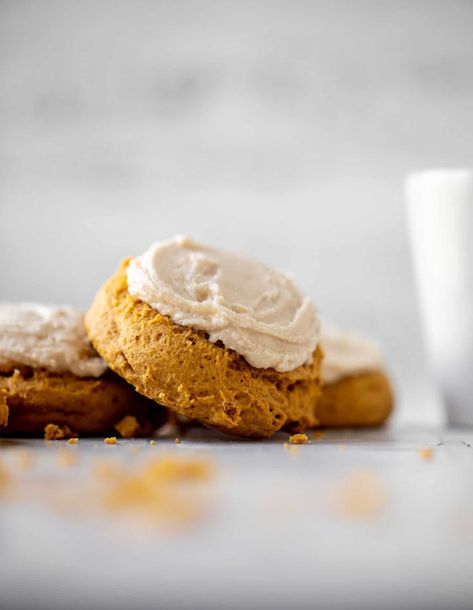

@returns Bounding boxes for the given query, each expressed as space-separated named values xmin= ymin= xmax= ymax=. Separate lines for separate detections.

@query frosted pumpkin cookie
xmin=0 ymin=303 xmax=165 ymax=437
xmin=316 ymin=324 xmax=394 ymax=427
xmin=86 ymin=236 xmax=323 ymax=438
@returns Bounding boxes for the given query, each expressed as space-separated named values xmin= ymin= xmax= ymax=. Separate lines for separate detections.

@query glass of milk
xmin=406 ymin=169 xmax=473 ymax=425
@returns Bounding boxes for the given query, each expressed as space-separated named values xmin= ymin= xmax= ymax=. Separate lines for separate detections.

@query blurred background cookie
xmin=316 ymin=324 xmax=394 ymax=427
xmin=0 ymin=303 xmax=166 ymax=437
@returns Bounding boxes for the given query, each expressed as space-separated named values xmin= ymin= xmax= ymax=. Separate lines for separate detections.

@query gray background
xmin=2 ymin=0 xmax=473 ymax=419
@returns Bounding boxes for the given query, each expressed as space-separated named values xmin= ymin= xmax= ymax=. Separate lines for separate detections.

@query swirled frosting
xmin=0 ymin=303 xmax=107 ymax=377
xmin=126 ymin=236 xmax=320 ymax=372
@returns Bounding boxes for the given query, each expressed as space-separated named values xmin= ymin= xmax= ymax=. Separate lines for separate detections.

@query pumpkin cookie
xmin=0 ymin=303 xmax=165 ymax=437
xmin=86 ymin=237 xmax=323 ymax=438
xmin=316 ymin=324 xmax=394 ymax=427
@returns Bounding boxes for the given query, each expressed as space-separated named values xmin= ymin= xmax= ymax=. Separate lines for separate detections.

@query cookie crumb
xmin=16 ymin=451 xmax=33 ymax=470
xmin=145 ymin=456 xmax=213 ymax=482
xmin=115 ymin=415 xmax=139 ymax=439
xmin=104 ymin=437 xmax=118 ymax=445
xmin=44 ymin=423 xmax=76 ymax=441
xmin=67 ymin=438 xmax=79 ymax=445
xmin=102 ymin=456 xmax=213 ymax=527
xmin=0 ymin=462 xmax=9 ymax=491
xmin=149 ymin=440 xmax=157 ymax=446
xmin=312 ymin=430 xmax=325 ymax=440
xmin=57 ymin=450 xmax=78 ymax=468
xmin=332 ymin=470 xmax=386 ymax=520
xmin=93 ymin=459 xmax=119 ymax=478
xmin=419 ymin=447 xmax=433 ymax=461
xmin=289 ymin=433 xmax=309 ymax=445
xmin=175 ymin=437 xmax=181 ymax=445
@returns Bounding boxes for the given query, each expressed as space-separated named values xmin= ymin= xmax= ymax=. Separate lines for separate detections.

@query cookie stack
xmin=0 ymin=304 xmax=165 ymax=438
xmin=0 ymin=236 xmax=393 ymax=439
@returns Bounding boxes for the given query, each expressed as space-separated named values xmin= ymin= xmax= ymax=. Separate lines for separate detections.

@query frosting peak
xmin=126 ymin=236 xmax=320 ymax=372
xmin=0 ymin=303 xmax=107 ymax=378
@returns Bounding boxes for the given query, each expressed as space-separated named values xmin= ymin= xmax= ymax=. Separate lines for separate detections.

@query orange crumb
xmin=149 ymin=440 xmax=157 ymax=446
xmin=104 ymin=477 xmax=195 ymax=525
xmin=44 ymin=423 xmax=76 ymax=441
xmin=67 ymin=438 xmax=79 ymax=445
xmin=312 ymin=430 xmax=325 ymax=440
xmin=419 ymin=447 xmax=433 ymax=461
xmin=16 ymin=451 xmax=33 ymax=470
xmin=93 ymin=460 xmax=120 ymax=479
xmin=104 ymin=437 xmax=118 ymax=445
xmin=175 ymin=437 xmax=181 ymax=445
xmin=57 ymin=450 xmax=78 ymax=468
xmin=16 ymin=455 xmax=214 ymax=531
xmin=0 ymin=461 xmax=8 ymax=488
xmin=332 ymin=470 xmax=386 ymax=520
xmin=115 ymin=415 xmax=140 ymax=439
xmin=143 ymin=456 xmax=213 ymax=482
xmin=289 ymin=433 xmax=309 ymax=445
xmin=102 ymin=456 xmax=213 ymax=527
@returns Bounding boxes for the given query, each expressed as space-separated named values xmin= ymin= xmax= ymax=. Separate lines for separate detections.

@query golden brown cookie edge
xmin=0 ymin=367 xmax=166 ymax=437
xmin=316 ymin=371 xmax=394 ymax=427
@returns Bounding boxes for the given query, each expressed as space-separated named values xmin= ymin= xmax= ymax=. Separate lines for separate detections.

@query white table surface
xmin=1 ymin=424 xmax=472 ymax=610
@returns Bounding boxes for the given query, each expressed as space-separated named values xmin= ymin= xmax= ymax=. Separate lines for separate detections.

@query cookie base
xmin=0 ymin=367 xmax=166 ymax=437
xmin=316 ymin=372 xmax=394 ymax=427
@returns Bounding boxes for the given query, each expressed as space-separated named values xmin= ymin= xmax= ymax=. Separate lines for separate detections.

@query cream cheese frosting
xmin=126 ymin=236 xmax=320 ymax=372
xmin=0 ymin=303 xmax=107 ymax=377
xmin=321 ymin=323 xmax=385 ymax=384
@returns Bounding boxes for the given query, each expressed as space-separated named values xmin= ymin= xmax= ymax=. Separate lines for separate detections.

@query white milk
xmin=406 ymin=169 xmax=473 ymax=425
